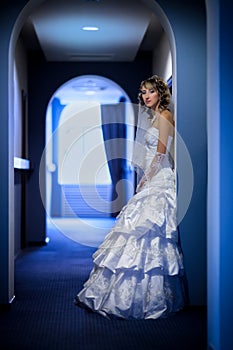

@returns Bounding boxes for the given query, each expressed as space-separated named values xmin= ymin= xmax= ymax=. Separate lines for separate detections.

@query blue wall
xmin=206 ymin=1 xmax=233 ymax=348
xmin=219 ymin=2 xmax=233 ymax=349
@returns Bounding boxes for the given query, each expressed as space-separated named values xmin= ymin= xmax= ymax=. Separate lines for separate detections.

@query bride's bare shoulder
xmin=159 ymin=109 xmax=174 ymax=126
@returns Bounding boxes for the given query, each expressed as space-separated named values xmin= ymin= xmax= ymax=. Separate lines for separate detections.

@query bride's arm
xmin=145 ymin=110 xmax=172 ymax=176
xmin=156 ymin=109 xmax=173 ymax=154
xmin=136 ymin=110 xmax=173 ymax=192
xmin=146 ymin=109 xmax=173 ymax=172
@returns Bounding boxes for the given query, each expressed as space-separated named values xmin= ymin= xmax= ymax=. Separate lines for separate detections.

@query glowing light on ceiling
xmin=82 ymin=26 xmax=99 ymax=31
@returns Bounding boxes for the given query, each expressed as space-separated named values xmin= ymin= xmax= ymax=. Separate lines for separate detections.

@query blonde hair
xmin=138 ymin=75 xmax=171 ymax=112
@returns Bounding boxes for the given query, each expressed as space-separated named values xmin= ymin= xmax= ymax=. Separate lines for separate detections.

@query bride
xmin=74 ymin=75 xmax=186 ymax=319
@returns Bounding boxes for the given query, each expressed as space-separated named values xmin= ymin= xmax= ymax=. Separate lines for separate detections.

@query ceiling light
xmin=82 ymin=26 xmax=99 ymax=31
xmin=72 ymin=80 xmax=107 ymax=91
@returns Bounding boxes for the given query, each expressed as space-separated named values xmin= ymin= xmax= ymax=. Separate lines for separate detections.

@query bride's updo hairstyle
xmin=138 ymin=75 xmax=171 ymax=112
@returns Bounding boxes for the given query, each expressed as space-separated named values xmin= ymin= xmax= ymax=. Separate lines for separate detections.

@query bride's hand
xmin=136 ymin=166 xmax=157 ymax=193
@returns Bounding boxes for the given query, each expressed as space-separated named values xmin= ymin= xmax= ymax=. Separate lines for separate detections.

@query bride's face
xmin=141 ymin=84 xmax=160 ymax=110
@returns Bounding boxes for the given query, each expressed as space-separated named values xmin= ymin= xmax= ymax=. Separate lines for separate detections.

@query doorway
xmin=44 ymin=75 xmax=135 ymax=245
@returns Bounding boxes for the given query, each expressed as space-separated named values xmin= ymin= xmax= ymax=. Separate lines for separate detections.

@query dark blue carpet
xmin=0 ymin=224 xmax=207 ymax=350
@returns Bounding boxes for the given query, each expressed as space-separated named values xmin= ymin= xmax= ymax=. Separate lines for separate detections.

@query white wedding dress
xmin=75 ymin=126 xmax=186 ymax=319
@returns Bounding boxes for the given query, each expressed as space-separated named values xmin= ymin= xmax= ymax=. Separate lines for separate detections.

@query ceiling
xmin=21 ymin=0 xmax=164 ymax=62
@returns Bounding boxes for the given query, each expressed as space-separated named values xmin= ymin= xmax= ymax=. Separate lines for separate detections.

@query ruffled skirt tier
xmin=75 ymin=168 xmax=186 ymax=319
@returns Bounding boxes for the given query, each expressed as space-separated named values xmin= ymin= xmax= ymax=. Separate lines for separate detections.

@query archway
xmin=43 ymin=75 xmax=135 ymax=246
